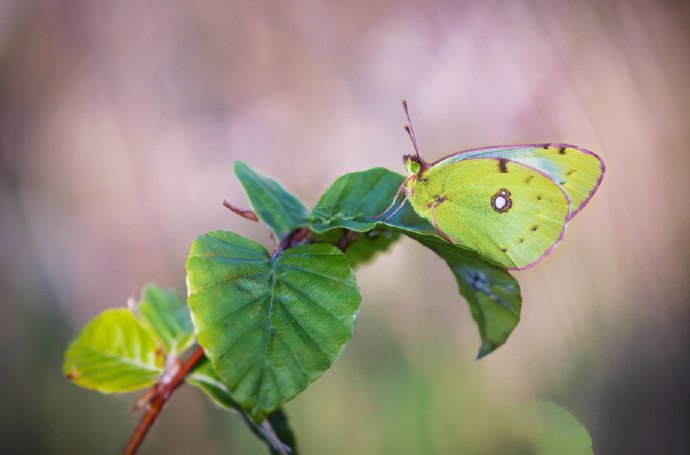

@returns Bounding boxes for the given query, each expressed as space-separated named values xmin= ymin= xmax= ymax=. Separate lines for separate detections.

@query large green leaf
xmin=310 ymin=168 xmax=521 ymax=357
xmin=234 ymin=161 xmax=308 ymax=242
xmin=63 ymin=309 xmax=163 ymax=393
xmin=137 ymin=284 xmax=194 ymax=354
xmin=188 ymin=355 xmax=241 ymax=410
xmin=188 ymin=357 xmax=299 ymax=454
xmin=186 ymin=230 xmax=361 ymax=421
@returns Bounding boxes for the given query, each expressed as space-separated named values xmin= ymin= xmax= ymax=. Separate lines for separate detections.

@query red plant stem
xmin=123 ymin=346 xmax=205 ymax=455
xmin=223 ymin=200 xmax=259 ymax=222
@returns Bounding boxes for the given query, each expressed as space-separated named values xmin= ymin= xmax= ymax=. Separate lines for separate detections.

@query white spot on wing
xmin=494 ymin=196 xmax=507 ymax=210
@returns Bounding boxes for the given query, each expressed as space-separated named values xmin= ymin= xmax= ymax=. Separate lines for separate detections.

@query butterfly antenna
xmin=402 ymin=99 xmax=421 ymax=160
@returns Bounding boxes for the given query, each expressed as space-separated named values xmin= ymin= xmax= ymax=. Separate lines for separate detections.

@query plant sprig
xmin=63 ymin=161 xmax=523 ymax=453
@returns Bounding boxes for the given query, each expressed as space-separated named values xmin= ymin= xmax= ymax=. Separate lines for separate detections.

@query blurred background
xmin=1 ymin=0 xmax=688 ymax=453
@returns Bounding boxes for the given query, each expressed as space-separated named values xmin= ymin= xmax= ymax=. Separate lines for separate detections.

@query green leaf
xmin=137 ymin=284 xmax=194 ymax=354
xmin=63 ymin=309 xmax=163 ymax=393
xmin=186 ymin=230 xmax=361 ymax=422
xmin=414 ymin=235 xmax=521 ymax=358
xmin=188 ymin=357 xmax=299 ymax=454
xmin=535 ymin=402 xmax=592 ymax=455
xmin=344 ymin=229 xmax=400 ymax=268
xmin=188 ymin=355 xmax=241 ymax=410
xmin=234 ymin=161 xmax=308 ymax=242
xmin=309 ymin=167 xmax=416 ymax=233
xmin=311 ymin=228 xmax=401 ymax=269
xmin=310 ymin=167 xmax=521 ymax=357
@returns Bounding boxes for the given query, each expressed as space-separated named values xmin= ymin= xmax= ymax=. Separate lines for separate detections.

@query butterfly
xmin=376 ymin=101 xmax=605 ymax=271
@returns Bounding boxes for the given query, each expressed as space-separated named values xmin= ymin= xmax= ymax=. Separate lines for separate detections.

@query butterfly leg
xmin=429 ymin=202 xmax=454 ymax=243
xmin=381 ymin=188 xmax=412 ymax=221
xmin=372 ymin=174 xmax=416 ymax=220
xmin=371 ymin=184 xmax=404 ymax=219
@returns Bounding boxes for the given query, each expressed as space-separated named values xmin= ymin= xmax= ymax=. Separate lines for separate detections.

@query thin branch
xmin=337 ymin=230 xmax=359 ymax=252
xmin=259 ymin=420 xmax=290 ymax=455
xmin=123 ymin=346 xmax=205 ymax=455
xmin=273 ymin=227 xmax=312 ymax=257
xmin=223 ymin=200 xmax=259 ymax=222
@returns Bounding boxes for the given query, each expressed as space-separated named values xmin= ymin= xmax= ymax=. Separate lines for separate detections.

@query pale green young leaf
xmin=186 ymin=230 xmax=361 ymax=422
xmin=137 ymin=284 xmax=194 ymax=354
xmin=63 ymin=309 xmax=163 ymax=393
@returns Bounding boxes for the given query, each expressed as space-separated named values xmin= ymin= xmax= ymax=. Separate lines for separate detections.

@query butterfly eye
xmin=403 ymin=156 xmax=421 ymax=175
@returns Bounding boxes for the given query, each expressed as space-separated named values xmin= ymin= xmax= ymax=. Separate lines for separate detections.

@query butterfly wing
xmin=408 ymin=158 xmax=570 ymax=270
xmin=431 ymin=144 xmax=604 ymax=218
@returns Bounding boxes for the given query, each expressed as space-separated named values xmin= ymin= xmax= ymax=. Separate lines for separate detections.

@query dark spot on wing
xmin=566 ymin=169 xmax=576 ymax=176
xmin=559 ymin=181 xmax=566 ymax=185
xmin=542 ymin=144 xmax=550 ymax=149
xmin=501 ymin=247 xmax=508 ymax=252
xmin=498 ymin=158 xmax=508 ymax=173
xmin=536 ymin=194 xmax=543 ymax=201
xmin=433 ymin=194 xmax=448 ymax=205
xmin=559 ymin=147 xmax=566 ymax=155
xmin=518 ymin=237 xmax=524 ymax=243
xmin=531 ymin=225 xmax=539 ymax=232
xmin=525 ymin=175 xmax=534 ymax=184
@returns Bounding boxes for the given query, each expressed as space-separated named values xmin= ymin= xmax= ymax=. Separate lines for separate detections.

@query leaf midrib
xmin=72 ymin=345 xmax=161 ymax=374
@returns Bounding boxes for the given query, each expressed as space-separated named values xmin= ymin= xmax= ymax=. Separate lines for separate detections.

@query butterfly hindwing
xmin=408 ymin=158 xmax=570 ymax=270
xmin=431 ymin=144 xmax=604 ymax=218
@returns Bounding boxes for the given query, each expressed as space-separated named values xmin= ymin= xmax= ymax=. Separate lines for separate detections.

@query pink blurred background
xmin=1 ymin=0 xmax=688 ymax=453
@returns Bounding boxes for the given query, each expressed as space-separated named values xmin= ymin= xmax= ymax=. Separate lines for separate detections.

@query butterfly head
xmin=403 ymin=154 xmax=428 ymax=177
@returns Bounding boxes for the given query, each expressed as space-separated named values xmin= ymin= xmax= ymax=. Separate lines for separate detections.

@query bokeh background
xmin=1 ymin=0 xmax=688 ymax=453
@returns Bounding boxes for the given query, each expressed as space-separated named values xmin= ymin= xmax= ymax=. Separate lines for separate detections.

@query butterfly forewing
xmin=409 ymin=158 xmax=570 ymax=270
xmin=431 ymin=144 xmax=604 ymax=218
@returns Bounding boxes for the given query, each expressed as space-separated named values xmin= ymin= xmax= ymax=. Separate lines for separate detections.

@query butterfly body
xmin=401 ymin=143 xmax=604 ymax=270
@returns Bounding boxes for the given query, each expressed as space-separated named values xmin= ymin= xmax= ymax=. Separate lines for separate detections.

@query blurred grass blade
xmin=137 ymin=284 xmax=194 ymax=354
xmin=234 ymin=161 xmax=308 ymax=242
xmin=63 ymin=309 xmax=164 ymax=393
xmin=186 ymin=230 xmax=361 ymax=422
xmin=310 ymin=167 xmax=521 ymax=356
xmin=535 ymin=401 xmax=592 ymax=455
